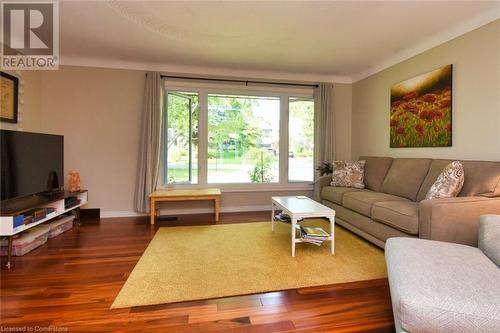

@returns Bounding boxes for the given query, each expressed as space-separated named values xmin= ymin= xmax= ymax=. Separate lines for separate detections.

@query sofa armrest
xmin=314 ymin=175 xmax=332 ymax=200
xmin=419 ymin=196 xmax=500 ymax=246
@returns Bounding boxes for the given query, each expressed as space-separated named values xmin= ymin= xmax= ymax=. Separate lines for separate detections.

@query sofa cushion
xmin=321 ymin=186 xmax=366 ymax=205
xmin=386 ymin=238 xmax=500 ymax=333
xmin=372 ymin=201 xmax=419 ymax=235
xmin=380 ymin=158 xmax=432 ymax=201
xmin=425 ymin=161 xmax=464 ymax=200
xmin=417 ymin=159 xmax=500 ymax=201
xmin=359 ymin=156 xmax=393 ymax=192
xmin=323 ymin=201 xmax=412 ymax=246
xmin=342 ymin=191 xmax=408 ymax=217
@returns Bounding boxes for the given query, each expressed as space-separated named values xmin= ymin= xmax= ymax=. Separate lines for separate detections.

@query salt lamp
xmin=68 ymin=171 xmax=81 ymax=192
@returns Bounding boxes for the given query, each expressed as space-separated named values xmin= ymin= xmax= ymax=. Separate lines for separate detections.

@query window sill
xmin=219 ymin=185 xmax=313 ymax=193
xmin=157 ymin=183 xmax=313 ymax=193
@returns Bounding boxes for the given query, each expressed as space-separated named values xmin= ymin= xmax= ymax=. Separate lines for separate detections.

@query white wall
xmin=351 ymin=20 xmax=500 ymax=161
xmin=332 ymin=83 xmax=352 ymax=160
xmin=39 ymin=66 xmax=145 ymax=212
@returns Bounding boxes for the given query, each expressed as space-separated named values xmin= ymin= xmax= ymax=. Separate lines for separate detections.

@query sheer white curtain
xmin=134 ymin=72 xmax=164 ymax=213
xmin=313 ymin=83 xmax=335 ymax=199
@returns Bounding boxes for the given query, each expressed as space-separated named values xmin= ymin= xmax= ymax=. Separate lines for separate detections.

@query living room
xmin=0 ymin=1 xmax=499 ymax=332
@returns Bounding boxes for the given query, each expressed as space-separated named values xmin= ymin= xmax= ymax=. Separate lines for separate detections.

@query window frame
xmin=288 ymin=96 xmax=315 ymax=183
xmin=163 ymin=91 xmax=198 ymax=185
xmin=158 ymin=80 xmax=314 ymax=191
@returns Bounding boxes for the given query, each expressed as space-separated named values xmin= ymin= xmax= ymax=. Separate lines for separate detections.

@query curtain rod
xmin=145 ymin=73 xmax=319 ymax=88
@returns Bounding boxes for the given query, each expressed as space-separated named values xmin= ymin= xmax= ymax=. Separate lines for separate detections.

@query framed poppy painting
xmin=390 ymin=64 xmax=452 ymax=148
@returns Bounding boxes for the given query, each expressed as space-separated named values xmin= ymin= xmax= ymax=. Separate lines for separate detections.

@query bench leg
xmin=150 ymin=199 xmax=155 ymax=225
xmin=215 ymin=198 xmax=220 ymax=222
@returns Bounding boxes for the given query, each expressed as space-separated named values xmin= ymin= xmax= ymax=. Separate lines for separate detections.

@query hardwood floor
xmin=1 ymin=212 xmax=395 ymax=332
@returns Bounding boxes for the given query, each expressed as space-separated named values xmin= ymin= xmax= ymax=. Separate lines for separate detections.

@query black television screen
xmin=1 ymin=130 xmax=64 ymax=201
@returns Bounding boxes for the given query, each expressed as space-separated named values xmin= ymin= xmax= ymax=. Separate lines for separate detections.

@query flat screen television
xmin=0 ymin=130 xmax=64 ymax=201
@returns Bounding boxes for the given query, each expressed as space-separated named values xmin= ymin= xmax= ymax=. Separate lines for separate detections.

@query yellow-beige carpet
xmin=112 ymin=220 xmax=387 ymax=309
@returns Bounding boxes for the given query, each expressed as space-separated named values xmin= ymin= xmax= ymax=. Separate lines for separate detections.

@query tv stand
xmin=0 ymin=190 xmax=88 ymax=269
xmin=38 ymin=189 xmax=65 ymax=198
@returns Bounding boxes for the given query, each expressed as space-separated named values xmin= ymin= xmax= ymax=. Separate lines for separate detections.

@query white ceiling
xmin=59 ymin=1 xmax=500 ymax=82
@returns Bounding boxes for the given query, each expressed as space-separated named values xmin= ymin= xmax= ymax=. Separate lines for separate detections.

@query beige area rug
xmin=112 ymin=220 xmax=387 ymax=309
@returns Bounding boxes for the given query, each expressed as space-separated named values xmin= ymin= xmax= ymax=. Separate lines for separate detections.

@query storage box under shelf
xmin=0 ymin=225 xmax=50 ymax=257
xmin=47 ymin=215 xmax=74 ymax=238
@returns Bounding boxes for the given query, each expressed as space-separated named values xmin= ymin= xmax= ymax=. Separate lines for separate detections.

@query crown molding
xmin=59 ymin=56 xmax=353 ymax=84
xmin=351 ymin=7 xmax=500 ymax=83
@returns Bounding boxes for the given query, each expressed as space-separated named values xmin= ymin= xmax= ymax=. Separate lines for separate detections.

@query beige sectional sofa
xmin=386 ymin=215 xmax=500 ymax=332
xmin=318 ymin=156 xmax=500 ymax=247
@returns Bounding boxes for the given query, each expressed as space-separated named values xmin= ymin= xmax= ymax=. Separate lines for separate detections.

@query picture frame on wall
xmin=1 ymin=71 xmax=19 ymax=123
xmin=390 ymin=64 xmax=453 ymax=148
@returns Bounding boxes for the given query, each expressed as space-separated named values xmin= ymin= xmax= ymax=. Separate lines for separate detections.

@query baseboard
xmin=100 ymin=211 xmax=146 ymax=218
xmin=101 ymin=204 xmax=271 ymax=218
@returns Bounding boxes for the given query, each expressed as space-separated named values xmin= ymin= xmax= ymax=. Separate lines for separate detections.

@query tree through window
xmin=207 ymin=94 xmax=279 ymax=183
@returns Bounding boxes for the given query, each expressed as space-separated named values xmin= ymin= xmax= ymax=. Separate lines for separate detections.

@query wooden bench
xmin=149 ymin=188 xmax=221 ymax=224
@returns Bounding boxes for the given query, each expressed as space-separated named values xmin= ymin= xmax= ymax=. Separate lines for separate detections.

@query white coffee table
xmin=271 ymin=196 xmax=335 ymax=257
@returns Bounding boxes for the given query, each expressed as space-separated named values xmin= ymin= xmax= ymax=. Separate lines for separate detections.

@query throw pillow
xmin=425 ymin=161 xmax=464 ymax=200
xmin=330 ymin=160 xmax=366 ymax=189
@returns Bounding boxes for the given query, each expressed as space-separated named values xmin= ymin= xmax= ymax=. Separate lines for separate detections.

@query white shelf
xmin=1 ymin=192 xmax=88 ymax=236
xmin=9 ymin=201 xmax=87 ymax=235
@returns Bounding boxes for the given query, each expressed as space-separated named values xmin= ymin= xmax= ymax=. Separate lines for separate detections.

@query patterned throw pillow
xmin=425 ymin=161 xmax=464 ymax=200
xmin=330 ymin=161 xmax=366 ymax=189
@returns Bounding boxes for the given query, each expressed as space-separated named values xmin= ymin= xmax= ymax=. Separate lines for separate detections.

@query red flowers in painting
xmin=390 ymin=65 xmax=452 ymax=147
xmin=403 ymin=91 xmax=418 ymax=101
xmin=439 ymin=99 xmax=451 ymax=108
xmin=422 ymin=93 xmax=437 ymax=103
xmin=419 ymin=110 xmax=438 ymax=122
xmin=402 ymin=104 xmax=419 ymax=114
xmin=415 ymin=123 xmax=425 ymax=137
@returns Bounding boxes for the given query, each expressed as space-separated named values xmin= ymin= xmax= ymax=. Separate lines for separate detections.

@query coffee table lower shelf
xmin=271 ymin=196 xmax=335 ymax=257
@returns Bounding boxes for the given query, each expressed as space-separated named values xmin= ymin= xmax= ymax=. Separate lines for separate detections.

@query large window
xmin=289 ymin=98 xmax=314 ymax=182
xmin=208 ymin=94 xmax=279 ymax=183
xmin=162 ymin=83 xmax=314 ymax=188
